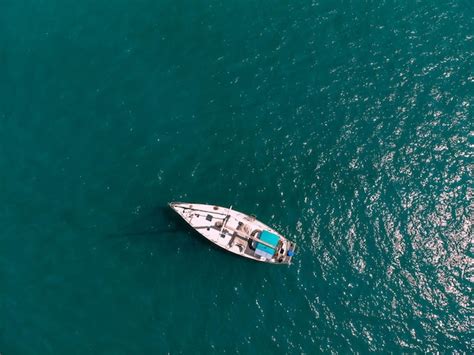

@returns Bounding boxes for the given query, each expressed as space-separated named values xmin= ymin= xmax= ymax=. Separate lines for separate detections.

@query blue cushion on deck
xmin=256 ymin=230 xmax=280 ymax=255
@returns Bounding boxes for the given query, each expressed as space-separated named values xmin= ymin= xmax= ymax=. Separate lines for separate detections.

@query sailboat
xmin=169 ymin=202 xmax=296 ymax=264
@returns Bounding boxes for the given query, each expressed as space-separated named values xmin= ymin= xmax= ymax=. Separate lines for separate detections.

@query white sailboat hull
xmin=169 ymin=202 xmax=296 ymax=264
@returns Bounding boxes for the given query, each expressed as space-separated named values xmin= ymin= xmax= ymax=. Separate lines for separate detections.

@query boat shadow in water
xmin=107 ymin=205 xmax=184 ymax=239
xmin=107 ymin=206 xmax=211 ymax=244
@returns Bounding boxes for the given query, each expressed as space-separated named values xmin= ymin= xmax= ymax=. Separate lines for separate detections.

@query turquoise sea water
xmin=1 ymin=0 xmax=472 ymax=353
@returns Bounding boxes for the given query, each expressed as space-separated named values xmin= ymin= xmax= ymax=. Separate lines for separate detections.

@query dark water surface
xmin=1 ymin=0 xmax=472 ymax=353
